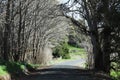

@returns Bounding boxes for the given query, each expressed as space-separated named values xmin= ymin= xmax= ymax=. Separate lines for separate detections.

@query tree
xmin=23 ymin=0 xmax=69 ymax=64
xmin=61 ymin=0 xmax=104 ymax=71
xmin=0 ymin=0 xmax=69 ymax=64
xmin=61 ymin=0 xmax=120 ymax=73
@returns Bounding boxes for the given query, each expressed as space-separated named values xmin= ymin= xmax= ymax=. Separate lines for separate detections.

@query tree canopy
xmin=61 ymin=0 xmax=120 ymax=73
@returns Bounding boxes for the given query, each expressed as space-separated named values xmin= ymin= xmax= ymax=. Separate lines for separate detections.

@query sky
xmin=57 ymin=0 xmax=81 ymax=20
xmin=57 ymin=0 xmax=69 ymax=4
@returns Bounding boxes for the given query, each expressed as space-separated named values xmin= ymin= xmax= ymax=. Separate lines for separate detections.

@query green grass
xmin=68 ymin=45 xmax=86 ymax=55
xmin=0 ymin=61 xmax=39 ymax=76
xmin=68 ymin=45 xmax=86 ymax=59
xmin=0 ymin=65 xmax=8 ymax=75
xmin=0 ymin=45 xmax=86 ymax=75
xmin=0 ymin=61 xmax=27 ymax=76
xmin=4 ymin=62 xmax=26 ymax=74
xmin=50 ymin=45 xmax=86 ymax=65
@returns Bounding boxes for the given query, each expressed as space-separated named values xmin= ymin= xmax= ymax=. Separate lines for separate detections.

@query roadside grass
xmin=0 ymin=65 xmax=8 ymax=76
xmin=0 ymin=60 xmax=39 ymax=76
xmin=0 ymin=45 xmax=86 ymax=76
xmin=0 ymin=61 xmax=26 ymax=76
xmin=68 ymin=45 xmax=86 ymax=59
xmin=68 ymin=45 xmax=85 ymax=54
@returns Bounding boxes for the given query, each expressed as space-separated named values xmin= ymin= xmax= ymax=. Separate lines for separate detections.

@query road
xmin=19 ymin=58 xmax=112 ymax=80
xmin=50 ymin=58 xmax=86 ymax=69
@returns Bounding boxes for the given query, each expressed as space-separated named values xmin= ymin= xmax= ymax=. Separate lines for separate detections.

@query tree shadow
xmin=19 ymin=65 xmax=113 ymax=80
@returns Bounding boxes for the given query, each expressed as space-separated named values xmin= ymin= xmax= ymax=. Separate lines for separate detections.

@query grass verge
xmin=0 ymin=60 xmax=39 ymax=77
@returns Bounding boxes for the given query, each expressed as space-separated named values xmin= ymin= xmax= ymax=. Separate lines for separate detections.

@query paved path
xmin=50 ymin=58 xmax=86 ymax=69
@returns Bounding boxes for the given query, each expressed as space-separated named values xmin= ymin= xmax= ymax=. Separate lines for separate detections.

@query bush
xmin=53 ymin=46 xmax=61 ymax=58
xmin=5 ymin=62 xmax=26 ymax=74
xmin=110 ymin=62 xmax=120 ymax=80
xmin=53 ymin=42 xmax=71 ymax=59
xmin=111 ymin=69 xmax=120 ymax=80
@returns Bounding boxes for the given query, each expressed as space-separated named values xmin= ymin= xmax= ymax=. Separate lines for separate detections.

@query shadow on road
xmin=18 ymin=65 xmax=112 ymax=80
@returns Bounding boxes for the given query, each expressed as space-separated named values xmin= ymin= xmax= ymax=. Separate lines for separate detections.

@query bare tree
xmin=0 ymin=0 xmax=69 ymax=65
xmin=25 ymin=0 xmax=69 ymax=64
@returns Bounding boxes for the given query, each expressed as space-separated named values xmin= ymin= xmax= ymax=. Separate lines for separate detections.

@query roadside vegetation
xmin=0 ymin=0 xmax=120 ymax=80
xmin=51 ymin=43 xmax=86 ymax=65
xmin=0 ymin=66 xmax=8 ymax=76
xmin=111 ymin=70 xmax=120 ymax=80
xmin=0 ymin=43 xmax=86 ymax=78
xmin=110 ymin=62 xmax=120 ymax=80
xmin=0 ymin=60 xmax=40 ymax=78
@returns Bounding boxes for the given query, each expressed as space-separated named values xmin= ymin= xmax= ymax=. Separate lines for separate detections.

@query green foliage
xmin=0 ymin=60 xmax=39 ymax=76
xmin=53 ymin=46 xmax=61 ymax=58
xmin=110 ymin=62 xmax=120 ymax=80
xmin=25 ymin=63 xmax=39 ymax=71
xmin=0 ymin=61 xmax=25 ymax=76
xmin=53 ymin=42 xmax=71 ymax=59
xmin=68 ymin=45 xmax=85 ymax=55
xmin=5 ymin=62 xmax=26 ymax=74
xmin=0 ymin=65 xmax=8 ymax=75
xmin=111 ymin=70 xmax=120 ymax=80
xmin=0 ymin=61 xmax=26 ymax=75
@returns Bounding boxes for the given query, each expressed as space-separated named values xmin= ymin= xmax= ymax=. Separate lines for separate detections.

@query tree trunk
xmin=16 ymin=1 xmax=22 ymax=61
xmin=101 ymin=0 xmax=111 ymax=73
xmin=90 ymin=31 xmax=104 ymax=71
xmin=3 ymin=0 xmax=11 ymax=61
xmin=102 ymin=27 xmax=111 ymax=73
xmin=83 ymin=0 xmax=104 ymax=71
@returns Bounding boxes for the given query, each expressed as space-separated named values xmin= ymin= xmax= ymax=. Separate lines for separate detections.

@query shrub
xmin=5 ymin=62 xmax=26 ymax=74
xmin=110 ymin=62 xmax=120 ymax=80
xmin=52 ymin=46 xmax=61 ymax=58
xmin=111 ymin=69 xmax=120 ymax=80
xmin=53 ymin=42 xmax=71 ymax=59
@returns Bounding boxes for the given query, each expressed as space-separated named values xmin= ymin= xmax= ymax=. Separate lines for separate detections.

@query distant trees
xmin=61 ymin=0 xmax=120 ymax=73
xmin=0 ymin=0 xmax=69 ymax=64
xmin=25 ymin=0 xmax=69 ymax=64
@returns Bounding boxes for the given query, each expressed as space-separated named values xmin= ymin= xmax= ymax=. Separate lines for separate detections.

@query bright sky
xmin=57 ymin=0 xmax=69 ymax=4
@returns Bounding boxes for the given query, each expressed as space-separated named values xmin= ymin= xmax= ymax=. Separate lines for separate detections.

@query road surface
xmin=18 ymin=59 xmax=112 ymax=80
xmin=50 ymin=58 xmax=86 ymax=69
